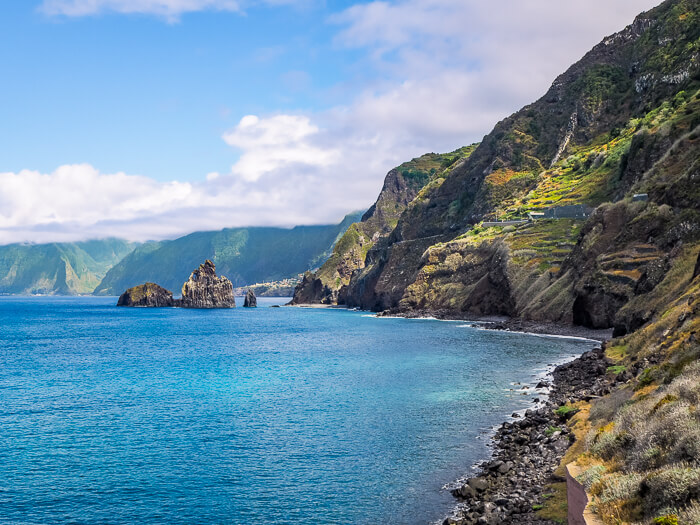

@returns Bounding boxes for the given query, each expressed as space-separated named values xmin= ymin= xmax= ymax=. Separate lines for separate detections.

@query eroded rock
xmin=180 ymin=260 xmax=235 ymax=308
xmin=244 ymin=289 xmax=257 ymax=307
xmin=117 ymin=282 xmax=174 ymax=307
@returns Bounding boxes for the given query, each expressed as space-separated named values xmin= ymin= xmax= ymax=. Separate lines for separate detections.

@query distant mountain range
xmin=0 ymin=239 xmax=138 ymax=295
xmin=94 ymin=212 xmax=362 ymax=296
xmin=0 ymin=212 xmax=362 ymax=296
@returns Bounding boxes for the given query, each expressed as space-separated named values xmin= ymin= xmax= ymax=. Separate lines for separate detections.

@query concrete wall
xmin=566 ymin=463 xmax=606 ymax=525
xmin=482 ymin=220 xmax=529 ymax=227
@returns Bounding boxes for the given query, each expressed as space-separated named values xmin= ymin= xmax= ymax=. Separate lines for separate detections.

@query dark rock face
xmin=291 ymin=147 xmax=478 ymax=306
xmin=116 ymin=260 xmax=236 ymax=308
xmin=243 ymin=289 xmax=257 ymax=307
xmin=117 ymin=282 xmax=174 ymax=307
xmin=180 ymin=260 xmax=235 ymax=308
xmin=290 ymin=272 xmax=326 ymax=305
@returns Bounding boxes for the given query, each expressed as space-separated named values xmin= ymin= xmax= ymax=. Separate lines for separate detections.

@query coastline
xmin=290 ymin=302 xmax=614 ymax=524
xmin=290 ymin=303 xmax=612 ymax=342
xmin=441 ymin=342 xmax=621 ymax=525
xmin=377 ymin=309 xmax=612 ymax=342
xmin=286 ymin=303 xmax=350 ymax=309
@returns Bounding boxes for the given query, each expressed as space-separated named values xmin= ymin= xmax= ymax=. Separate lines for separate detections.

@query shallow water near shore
xmin=0 ymin=296 xmax=594 ymax=524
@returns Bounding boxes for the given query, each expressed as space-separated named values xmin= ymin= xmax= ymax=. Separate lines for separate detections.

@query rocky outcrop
xmin=180 ymin=260 xmax=235 ymax=308
xmin=243 ymin=289 xmax=257 ymax=307
xmin=117 ymin=282 xmax=174 ymax=307
xmin=291 ymin=271 xmax=328 ymax=305
xmin=117 ymin=260 xmax=235 ymax=308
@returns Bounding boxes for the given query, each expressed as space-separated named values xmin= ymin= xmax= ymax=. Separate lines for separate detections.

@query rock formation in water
xmin=117 ymin=260 xmax=235 ymax=308
xmin=179 ymin=260 xmax=235 ymax=308
xmin=117 ymin=282 xmax=174 ymax=307
xmin=243 ymin=289 xmax=257 ymax=307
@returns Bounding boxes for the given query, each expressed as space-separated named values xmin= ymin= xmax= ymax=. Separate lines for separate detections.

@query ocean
xmin=0 ymin=296 xmax=595 ymax=524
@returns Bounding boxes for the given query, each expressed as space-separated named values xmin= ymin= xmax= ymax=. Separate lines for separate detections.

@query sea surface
xmin=0 ymin=296 xmax=596 ymax=524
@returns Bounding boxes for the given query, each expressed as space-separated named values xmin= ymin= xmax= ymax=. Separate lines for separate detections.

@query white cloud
xmin=0 ymin=157 xmax=370 ymax=244
xmin=327 ymin=0 xmax=663 ymax=150
xmin=40 ymin=0 xmax=242 ymax=19
xmin=222 ymin=114 xmax=340 ymax=182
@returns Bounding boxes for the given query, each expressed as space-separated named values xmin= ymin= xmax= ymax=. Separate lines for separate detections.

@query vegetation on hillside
xmin=95 ymin=212 xmax=363 ymax=295
xmin=292 ymin=145 xmax=478 ymax=304
xmin=0 ymin=239 xmax=138 ymax=295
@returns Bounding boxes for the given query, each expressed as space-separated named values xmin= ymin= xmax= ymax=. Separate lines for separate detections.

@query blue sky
xmin=1 ymin=1 xmax=362 ymax=180
xmin=0 ymin=0 xmax=662 ymax=243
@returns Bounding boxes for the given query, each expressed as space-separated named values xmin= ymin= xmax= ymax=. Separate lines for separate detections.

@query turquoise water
xmin=0 ymin=297 xmax=595 ymax=524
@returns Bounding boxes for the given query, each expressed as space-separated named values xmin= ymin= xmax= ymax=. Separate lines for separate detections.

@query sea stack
xmin=179 ymin=260 xmax=236 ymax=308
xmin=243 ymin=289 xmax=257 ymax=307
xmin=117 ymin=283 xmax=174 ymax=307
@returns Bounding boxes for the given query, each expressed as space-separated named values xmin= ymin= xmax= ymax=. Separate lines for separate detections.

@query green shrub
xmin=597 ymin=472 xmax=643 ymax=503
xmin=653 ymin=515 xmax=679 ymax=525
xmin=577 ymin=465 xmax=607 ymax=490
xmin=637 ymin=366 xmax=659 ymax=388
xmin=607 ymin=365 xmax=627 ymax=375
xmin=679 ymin=500 xmax=700 ymax=524
xmin=643 ymin=465 xmax=700 ymax=515
xmin=555 ymin=404 xmax=580 ymax=418
xmin=545 ymin=426 xmax=562 ymax=436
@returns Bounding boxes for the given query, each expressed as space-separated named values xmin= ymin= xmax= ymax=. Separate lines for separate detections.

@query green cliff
xmin=291 ymin=146 xmax=477 ymax=304
xmin=333 ymin=0 xmax=699 ymax=328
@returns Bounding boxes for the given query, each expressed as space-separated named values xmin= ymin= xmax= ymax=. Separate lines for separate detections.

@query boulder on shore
xmin=243 ymin=289 xmax=257 ymax=307
xmin=117 ymin=282 xmax=174 ymax=307
xmin=179 ymin=260 xmax=236 ymax=308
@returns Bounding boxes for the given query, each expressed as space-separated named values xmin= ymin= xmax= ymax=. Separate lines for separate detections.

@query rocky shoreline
xmin=442 ymin=344 xmax=623 ymax=525
xmin=288 ymin=303 xmax=618 ymax=524
xmin=378 ymin=309 xmax=612 ymax=342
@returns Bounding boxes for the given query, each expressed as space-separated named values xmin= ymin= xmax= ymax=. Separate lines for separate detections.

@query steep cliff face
xmin=117 ymin=283 xmax=174 ymax=307
xmin=180 ymin=260 xmax=235 ymax=308
xmin=291 ymin=146 xmax=477 ymax=304
xmin=341 ymin=0 xmax=700 ymax=324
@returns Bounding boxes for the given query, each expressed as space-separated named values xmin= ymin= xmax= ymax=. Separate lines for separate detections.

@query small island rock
xmin=117 ymin=282 xmax=174 ymax=307
xmin=243 ymin=289 xmax=257 ymax=307
xmin=180 ymin=260 xmax=235 ymax=308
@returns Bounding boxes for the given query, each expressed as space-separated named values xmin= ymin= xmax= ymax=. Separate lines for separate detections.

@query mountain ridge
xmin=94 ymin=211 xmax=364 ymax=296
xmin=0 ymin=239 xmax=139 ymax=295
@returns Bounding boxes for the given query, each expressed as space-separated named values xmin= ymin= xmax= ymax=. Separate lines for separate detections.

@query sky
xmin=0 ymin=0 xmax=662 ymax=244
